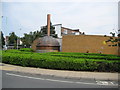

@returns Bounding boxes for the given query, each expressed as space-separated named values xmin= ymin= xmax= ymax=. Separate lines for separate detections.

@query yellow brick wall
xmin=62 ymin=35 xmax=119 ymax=55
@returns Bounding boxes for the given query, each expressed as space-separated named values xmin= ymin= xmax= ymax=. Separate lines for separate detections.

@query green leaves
xmin=40 ymin=22 xmax=57 ymax=38
xmin=0 ymin=31 xmax=5 ymax=48
xmin=8 ymin=32 xmax=17 ymax=46
xmin=19 ymin=48 xmax=33 ymax=52
xmin=2 ymin=50 xmax=120 ymax=72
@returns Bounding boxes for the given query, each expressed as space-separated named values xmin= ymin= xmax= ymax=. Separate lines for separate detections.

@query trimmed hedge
xmin=19 ymin=48 xmax=33 ymax=52
xmin=2 ymin=50 xmax=120 ymax=72
xmin=50 ymin=54 xmax=120 ymax=60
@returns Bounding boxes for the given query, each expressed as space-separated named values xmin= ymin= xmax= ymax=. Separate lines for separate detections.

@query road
xmin=1 ymin=70 xmax=118 ymax=88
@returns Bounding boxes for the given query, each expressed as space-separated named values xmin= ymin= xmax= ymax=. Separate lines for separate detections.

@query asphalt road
xmin=2 ymin=70 xmax=118 ymax=88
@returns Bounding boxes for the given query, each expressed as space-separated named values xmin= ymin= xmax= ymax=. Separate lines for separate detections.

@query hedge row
xmin=3 ymin=50 xmax=120 ymax=60
xmin=51 ymin=54 xmax=120 ymax=60
xmin=19 ymin=48 xmax=33 ymax=52
xmin=48 ymin=52 xmax=118 ymax=56
xmin=2 ymin=51 xmax=120 ymax=72
xmin=44 ymin=52 xmax=120 ymax=60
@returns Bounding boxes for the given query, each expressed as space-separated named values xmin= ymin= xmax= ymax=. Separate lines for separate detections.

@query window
xmin=62 ymin=29 xmax=68 ymax=35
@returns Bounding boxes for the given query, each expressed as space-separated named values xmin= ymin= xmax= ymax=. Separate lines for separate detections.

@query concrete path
xmin=0 ymin=63 xmax=119 ymax=81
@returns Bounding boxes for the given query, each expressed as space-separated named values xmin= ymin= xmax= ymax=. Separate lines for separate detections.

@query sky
xmin=1 ymin=0 xmax=118 ymax=37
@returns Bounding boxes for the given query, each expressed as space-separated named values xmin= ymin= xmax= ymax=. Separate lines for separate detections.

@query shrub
xmin=2 ymin=50 xmax=120 ymax=72
xmin=50 ymin=54 xmax=120 ymax=60
xmin=19 ymin=48 xmax=33 ymax=52
xmin=4 ymin=49 xmax=21 ymax=53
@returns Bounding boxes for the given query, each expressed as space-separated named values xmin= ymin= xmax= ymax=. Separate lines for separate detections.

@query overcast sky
xmin=1 ymin=0 xmax=118 ymax=37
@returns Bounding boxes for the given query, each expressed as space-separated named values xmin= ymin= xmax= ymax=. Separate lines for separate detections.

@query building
xmin=62 ymin=35 xmax=118 ymax=55
xmin=53 ymin=24 xmax=83 ymax=38
xmin=53 ymin=24 xmax=83 ymax=51
xmin=4 ymin=36 xmax=23 ymax=49
xmin=61 ymin=27 xmax=81 ymax=35
xmin=118 ymin=29 xmax=120 ymax=55
xmin=41 ymin=24 xmax=83 ymax=38
xmin=5 ymin=36 xmax=9 ymax=46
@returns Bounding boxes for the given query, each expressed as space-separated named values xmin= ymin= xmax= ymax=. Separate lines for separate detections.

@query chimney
xmin=47 ymin=14 xmax=50 ymax=36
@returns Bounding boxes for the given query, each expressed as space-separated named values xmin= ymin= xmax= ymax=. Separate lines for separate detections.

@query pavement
xmin=0 ymin=63 xmax=119 ymax=81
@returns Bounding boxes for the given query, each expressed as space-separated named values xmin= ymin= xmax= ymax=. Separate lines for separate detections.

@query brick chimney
xmin=47 ymin=14 xmax=50 ymax=36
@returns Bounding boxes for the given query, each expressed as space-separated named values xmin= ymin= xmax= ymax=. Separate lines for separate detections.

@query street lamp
xmin=17 ymin=28 xmax=22 ymax=49
xmin=17 ymin=36 xmax=18 ymax=49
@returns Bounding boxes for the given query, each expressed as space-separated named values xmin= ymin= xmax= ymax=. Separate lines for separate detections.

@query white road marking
xmin=96 ymin=81 xmax=109 ymax=85
xmin=96 ymin=81 xmax=118 ymax=86
xmin=6 ymin=73 xmax=118 ymax=86
xmin=110 ymin=82 xmax=114 ymax=85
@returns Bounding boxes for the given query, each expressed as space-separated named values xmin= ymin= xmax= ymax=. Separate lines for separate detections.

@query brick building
xmin=62 ymin=35 xmax=118 ymax=55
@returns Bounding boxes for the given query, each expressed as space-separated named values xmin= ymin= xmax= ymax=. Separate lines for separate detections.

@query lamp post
xmin=17 ymin=37 xmax=18 ymax=49
xmin=17 ymin=28 xmax=21 ymax=49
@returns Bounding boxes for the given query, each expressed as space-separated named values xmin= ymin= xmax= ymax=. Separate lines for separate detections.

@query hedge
xmin=51 ymin=54 xmax=120 ymax=60
xmin=19 ymin=48 xmax=33 ymax=52
xmin=4 ymin=50 xmax=120 ymax=60
xmin=2 ymin=50 xmax=120 ymax=72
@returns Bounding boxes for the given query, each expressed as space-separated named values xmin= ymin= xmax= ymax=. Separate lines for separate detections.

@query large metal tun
xmin=36 ymin=36 xmax=60 ymax=52
xmin=36 ymin=14 xmax=60 ymax=53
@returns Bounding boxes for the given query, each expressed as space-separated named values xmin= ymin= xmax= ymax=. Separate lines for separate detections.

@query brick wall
xmin=62 ymin=35 xmax=119 ymax=55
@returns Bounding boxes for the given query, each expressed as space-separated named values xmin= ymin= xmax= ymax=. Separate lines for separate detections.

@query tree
xmin=21 ymin=33 xmax=32 ymax=48
xmin=105 ymin=31 xmax=120 ymax=47
xmin=0 ymin=31 xmax=5 ymax=48
xmin=21 ymin=30 xmax=42 ymax=48
xmin=110 ymin=32 xmax=115 ymax=37
xmin=40 ymin=22 xmax=57 ymax=38
xmin=8 ymin=32 xmax=17 ymax=48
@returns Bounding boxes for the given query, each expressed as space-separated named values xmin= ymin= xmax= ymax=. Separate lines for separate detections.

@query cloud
xmin=2 ymin=2 xmax=118 ymax=37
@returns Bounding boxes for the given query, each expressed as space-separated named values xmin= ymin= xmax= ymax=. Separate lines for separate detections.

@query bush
xmin=19 ymin=48 xmax=33 ymax=52
xmin=50 ymin=53 xmax=120 ymax=60
xmin=2 ymin=50 xmax=120 ymax=72
xmin=4 ymin=49 xmax=21 ymax=53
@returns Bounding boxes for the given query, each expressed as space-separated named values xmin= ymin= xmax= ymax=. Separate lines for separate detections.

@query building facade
xmin=62 ymin=35 xmax=118 ymax=55
xmin=53 ymin=24 xmax=83 ymax=38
